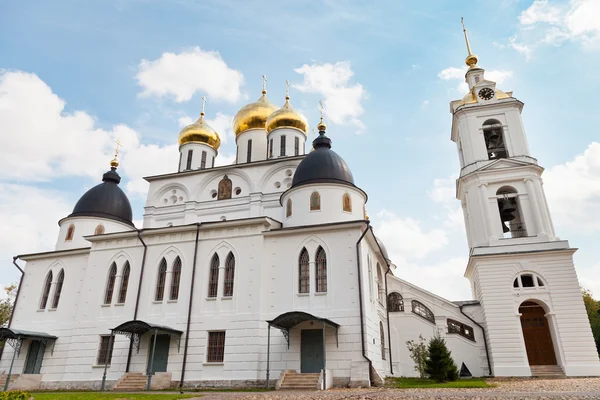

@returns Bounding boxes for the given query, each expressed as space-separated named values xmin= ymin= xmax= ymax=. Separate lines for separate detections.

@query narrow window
xmin=218 ymin=175 xmax=232 ymax=200
xmin=65 ymin=224 xmax=75 ymax=241
xmin=207 ymin=331 xmax=226 ymax=363
xmin=247 ymin=139 xmax=253 ymax=163
xmin=269 ymin=138 xmax=273 ymax=159
xmin=208 ymin=254 xmax=219 ymax=298
xmin=51 ymin=269 xmax=65 ymax=309
xmin=201 ymin=151 xmax=207 ymax=169
xmin=380 ymin=321 xmax=386 ymax=360
xmin=155 ymin=258 xmax=167 ymax=301
xmin=96 ymin=335 xmax=114 ymax=365
xmin=411 ymin=300 xmax=435 ymax=323
xmin=342 ymin=193 xmax=352 ymax=212
xmin=40 ymin=271 xmax=53 ymax=309
xmin=294 ymin=137 xmax=299 ymax=156
xmin=497 ymin=186 xmax=527 ymax=238
xmin=315 ymin=246 xmax=327 ymax=293
xmin=367 ymin=255 xmax=374 ymax=300
xmin=298 ymin=248 xmax=309 ymax=294
xmin=179 ymin=152 xmax=183 ymax=171
xmin=387 ymin=292 xmax=404 ymax=312
xmin=118 ymin=261 xmax=130 ymax=304
xmin=104 ymin=263 xmax=117 ymax=305
xmin=286 ymin=198 xmax=292 ymax=218
xmin=170 ymin=257 xmax=182 ymax=301
xmin=212 ymin=157 xmax=215 ymax=168
xmin=280 ymin=135 xmax=286 ymax=156
xmin=376 ymin=264 xmax=384 ymax=304
xmin=483 ymin=119 xmax=508 ymax=160
xmin=447 ymin=319 xmax=475 ymax=341
xmin=223 ymin=252 xmax=235 ymax=297
xmin=310 ymin=192 xmax=320 ymax=211
xmin=186 ymin=149 xmax=193 ymax=170
xmin=94 ymin=224 xmax=105 ymax=235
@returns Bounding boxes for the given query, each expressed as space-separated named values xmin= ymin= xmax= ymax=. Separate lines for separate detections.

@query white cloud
xmin=438 ymin=66 xmax=513 ymax=94
xmin=178 ymin=116 xmax=194 ymax=127
xmin=122 ymin=143 xmax=179 ymax=197
xmin=136 ymin=47 xmax=244 ymax=103
xmin=293 ymin=61 xmax=367 ymax=132
xmin=509 ymin=35 xmax=534 ymax=60
xmin=519 ymin=0 xmax=562 ymax=25
xmin=429 ymin=177 xmax=464 ymax=232
xmin=214 ymin=153 xmax=236 ymax=167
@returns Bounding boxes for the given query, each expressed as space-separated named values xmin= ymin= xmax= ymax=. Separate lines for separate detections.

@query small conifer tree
xmin=424 ymin=335 xmax=459 ymax=382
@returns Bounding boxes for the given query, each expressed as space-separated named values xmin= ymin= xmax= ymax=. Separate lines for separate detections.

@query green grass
xmin=32 ymin=393 xmax=198 ymax=400
xmin=387 ymin=377 xmax=491 ymax=389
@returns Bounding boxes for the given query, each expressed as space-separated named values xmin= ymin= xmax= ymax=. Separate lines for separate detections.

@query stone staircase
xmin=113 ymin=372 xmax=147 ymax=391
xmin=0 ymin=374 xmax=19 ymax=389
xmin=530 ymin=365 xmax=566 ymax=378
xmin=279 ymin=371 xmax=320 ymax=390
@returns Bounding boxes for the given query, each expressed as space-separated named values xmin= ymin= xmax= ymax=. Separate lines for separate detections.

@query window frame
xmin=280 ymin=135 xmax=286 ymax=156
xmin=310 ymin=192 xmax=321 ymax=211
xmin=380 ymin=321 xmax=386 ymax=360
xmin=200 ymin=151 xmax=207 ymax=169
xmin=342 ymin=193 xmax=352 ymax=212
xmin=208 ymin=254 xmax=220 ymax=298
xmin=411 ymin=300 xmax=435 ymax=324
xmin=104 ymin=263 xmax=117 ymax=305
xmin=294 ymin=136 xmax=300 ymax=156
xmin=223 ymin=252 xmax=235 ymax=297
xmin=117 ymin=261 xmax=130 ymax=304
xmin=40 ymin=271 xmax=53 ymax=310
xmin=298 ymin=248 xmax=310 ymax=294
xmin=186 ymin=149 xmax=193 ymax=170
xmin=96 ymin=335 xmax=115 ymax=366
xmin=51 ymin=269 xmax=65 ymax=309
xmin=170 ymin=257 xmax=182 ymax=301
xmin=447 ymin=318 xmax=475 ymax=341
xmin=247 ymin=139 xmax=252 ymax=163
xmin=94 ymin=224 xmax=105 ymax=235
xmin=387 ymin=292 xmax=404 ymax=312
xmin=65 ymin=224 xmax=75 ymax=242
xmin=155 ymin=258 xmax=167 ymax=302
xmin=206 ymin=331 xmax=226 ymax=363
xmin=315 ymin=246 xmax=327 ymax=293
xmin=269 ymin=138 xmax=273 ymax=158
xmin=286 ymin=198 xmax=292 ymax=218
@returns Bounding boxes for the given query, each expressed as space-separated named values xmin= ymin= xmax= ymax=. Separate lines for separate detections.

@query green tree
xmin=0 ymin=283 xmax=17 ymax=328
xmin=406 ymin=335 xmax=428 ymax=378
xmin=582 ymin=288 xmax=600 ymax=354
xmin=424 ymin=335 xmax=459 ymax=382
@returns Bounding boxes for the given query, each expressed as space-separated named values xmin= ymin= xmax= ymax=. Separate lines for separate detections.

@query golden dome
xmin=178 ymin=112 xmax=221 ymax=150
xmin=232 ymin=91 xmax=278 ymax=137
xmin=266 ymin=96 xmax=308 ymax=134
xmin=457 ymin=88 xmax=511 ymax=107
xmin=317 ymin=116 xmax=327 ymax=132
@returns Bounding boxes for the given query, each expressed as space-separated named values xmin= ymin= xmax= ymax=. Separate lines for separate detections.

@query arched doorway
xmin=519 ymin=301 xmax=557 ymax=365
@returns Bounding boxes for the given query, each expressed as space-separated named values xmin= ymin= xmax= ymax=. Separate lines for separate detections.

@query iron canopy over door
xmin=301 ymin=329 xmax=324 ymax=373
xmin=520 ymin=301 xmax=557 ymax=365
xmin=24 ymin=340 xmax=46 ymax=374
xmin=147 ymin=334 xmax=170 ymax=374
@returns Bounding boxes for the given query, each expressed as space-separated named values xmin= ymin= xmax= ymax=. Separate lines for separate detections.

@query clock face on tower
xmin=478 ymin=87 xmax=495 ymax=101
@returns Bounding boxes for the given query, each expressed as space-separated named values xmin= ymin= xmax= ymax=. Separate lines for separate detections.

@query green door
xmin=301 ymin=330 xmax=324 ymax=373
xmin=147 ymin=334 xmax=170 ymax=374
xmin=23 ymin=341 xmax=45 ymax=374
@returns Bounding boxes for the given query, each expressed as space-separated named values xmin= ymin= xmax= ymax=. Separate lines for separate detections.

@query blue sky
xmin=1 ymin=0 xmax=599 ymax=300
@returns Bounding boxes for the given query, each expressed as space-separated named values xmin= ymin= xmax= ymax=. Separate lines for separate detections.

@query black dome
xmin=68 ymin=167 xmax=134 ymax=226
xmin=291 ymin=130 xmax=354 ymax=188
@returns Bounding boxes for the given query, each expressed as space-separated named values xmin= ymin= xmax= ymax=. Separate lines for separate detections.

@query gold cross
xmin=201 ymin=96 xmax=207 ymax=115
xmin=262 ymin=74 xmax=267 ymax=92
xmin=319 ymin=100 xmax=325 ymax=119
xmin=285 ymin=80 xmax=290 ymax=98
xmin=114 ymin=139 xmax=122 ymax=157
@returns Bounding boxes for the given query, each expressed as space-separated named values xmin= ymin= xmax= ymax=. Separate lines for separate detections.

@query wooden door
xmin=520 ymin=302 xmax=557 ymax=365
xmin=147 ymin=334 xmax=170 ymax=374
xmin=23 ymin=341 xmax=45 ymax=374
xmin=301 ymin=330 xmax=324 ymax=373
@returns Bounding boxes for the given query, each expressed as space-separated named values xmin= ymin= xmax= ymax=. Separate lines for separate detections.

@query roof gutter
xmin=180 ymin=223 xmax=200 ymax=387
xmin=459 ymin=304 xmax=492 ymax=376
xmin=355 ymin=222 xmax=374 ymax=386
xmin=125 ymin=229 xmax=148 ymax=372
xmin=0 ymin=257 xmax=25 ymax=361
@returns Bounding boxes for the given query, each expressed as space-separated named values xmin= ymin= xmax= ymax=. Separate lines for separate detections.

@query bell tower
xmin=451 ymin=21 xmax=600 ymax=377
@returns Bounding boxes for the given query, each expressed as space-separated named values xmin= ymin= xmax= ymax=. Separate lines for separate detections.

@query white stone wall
xmin=179 ymin=143 xmax=217 ymax=172
xmin=55 ymin=217 xmax=133 ymax=251
xmin=267 ymin=128 xmax=307 ymax=159
xmin=236 ymin=129 xmax=267 ymax=164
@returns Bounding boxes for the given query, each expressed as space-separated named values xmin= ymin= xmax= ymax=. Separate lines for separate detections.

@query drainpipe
xmin=0 ymin=257 xmax=25 ymax=362
xmin=125 ymin=229 xmax=148 ymax=372
xmin=460 ymin=304 xmax=492 ymax=376
xmin=355 ymin=222 xmax=374 ymax=386
xmin=179 ymin=223 xmax=200 ymax=387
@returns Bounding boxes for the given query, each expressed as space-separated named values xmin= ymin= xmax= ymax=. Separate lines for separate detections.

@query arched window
xmin=286 ymin=198 xmax=292 ymax=218
xmin=513 ymin=272 xmax=545 ymax=289
xmin=376 ymin=264 xmax=384 ymax=304
xmin=104 ymin=263 xmax=117 ymax=305
xmin=155 ymin=258 xmax=167 ymax=301
xmin=51 ymin=269 xmax=64 ymax=309
xmin=380 ymin=321 xmax=386 ymax=360
xmin=208 ymin=254 xmax=220 ymax=298
xmin=483 ymin=119 xmax=507 ymax=160
xmin=118 ymin=261 xmax=130 ymax=304
xmin=218 ymin=175 xmax=232 ymax=200
xmin=94 ymin=224 xmax=105 ymax=235
xmin=170 ymin=257 xmax=182 ymax=301
xmin=65 ymin=224 xmax=75 ymax=241
xmin=223 ymin=252 xmax=235 ymax=297
xmin=387 ymin=292 xmax=404 ymax=312
xmin=298 ymin=248 xmax=309 ymax=294
xmin=342 ymin=193 xmax=352 ymax=212
xmin=315 ymin=246 xmax=327 ymax=293
xmin=496 ymin=186 xmax=527 ymax=238
xmin=447 ymin=319 xmax=475 ymax=341
xmin=367 ymin=255 xmax=374 ymax=300
xmin=40 ymin=271 xmax=53 ymax=309
xmin=310 ymin=192 xmax=321 ymax=211
xmin=411 ymin=300 xmax=435 ymax=323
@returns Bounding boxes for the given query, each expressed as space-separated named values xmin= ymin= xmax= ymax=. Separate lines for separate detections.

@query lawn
xmin=31 ymin=393 xmax=198 ymax=400
xmin=387 ymin=377 xmax=491 ymax=389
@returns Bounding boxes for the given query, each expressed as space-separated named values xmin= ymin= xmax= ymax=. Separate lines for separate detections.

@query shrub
xmin=406 ymin=335 xmax=428 ymax=378
xmin=424 ymin=335 xmax=459 ymax=382
xmin=0 ymin=391 xmax=31 ymax=400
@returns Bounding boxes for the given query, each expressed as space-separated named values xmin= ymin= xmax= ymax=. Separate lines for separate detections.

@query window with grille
xmin=155 ymin=258 xmax=167 ymax=301
xmin=269 ymin=139 xmax=273 ymax=158
xmin=411 ymin=300 xmax=435 ymax=323
xmin=380 ymin=321 xmax=386 ymax=360
xmin=207 ymin=331 xmax=226 ymax=363
xmin=51 ymin=269 xmax=64 ymax=309
xmin=40 ymin=271 xmax=53 ymax=309
xmin=387 ymin=292 xmax=404 ymax=312
xmin=280 ymin=135 xmax=286 ymax=156
xmin=286 ymin=198 xmax=292 ymax=218
xmin=208 ymin=254 xmax=219 ymax=298
xmin=65 ymin=224 xmax=75 ymax=241
xmin=447 ymin=319 xmax=475 ymax=341
xmin=96 ymin=335 xmax=114 ymax=365
xmin=104 ymin=263 xmax=117 ymax=305
xmin=201 ymin=151 xmax=207 ymax=169
xmin=118 ymin=261 xmax=130 ymax=304
xmin=170 ymin=257 xmax=182 ymax=300
xmin=223 ymin=252 xmax=235 ymax=297
xmin=310 ymin=192 xmax=320 ymax=211
xmin=315 ymin=246 xmax=327 ymax=293
xmin=247 ymin=139 xmax=252 ymax=163
xmin=186 ymin=149 xmax=193 ymax=170
xmin=298 ymin=248 xmax=309 ymax=294
xmin=294 ymin=137 xmax=299 ymax=156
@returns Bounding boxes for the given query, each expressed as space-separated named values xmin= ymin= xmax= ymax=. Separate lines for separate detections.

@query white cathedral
xmin=1 ymin=31 xmax=600 ymax=391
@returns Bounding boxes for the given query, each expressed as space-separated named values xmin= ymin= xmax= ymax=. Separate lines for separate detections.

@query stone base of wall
xmin=333 ymin=377 xmax=351 ymax=388
xmin=40 ymin=380 xmax=116 ymax=391
xmin=178 ymin=379 xmax=268 ymax=389
xmin=11 ymin=374 xmax=42 ymax=391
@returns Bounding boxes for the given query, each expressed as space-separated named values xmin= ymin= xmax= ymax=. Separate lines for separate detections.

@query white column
xmin=478 ymin=184 xmax=495 ymax=240
xmin=525 ymin=178 xmax=545 ymax=236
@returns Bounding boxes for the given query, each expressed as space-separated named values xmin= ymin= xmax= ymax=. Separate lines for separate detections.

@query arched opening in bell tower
xmin=496 ymin=186 xmax=527 ymax=238
xmin=483 ymin=119 xmax=508 ymax=160
xmin=519 ymin=300 xmax=557 ymax=366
